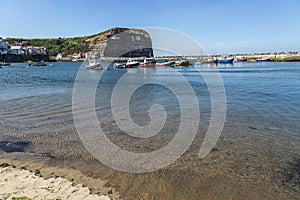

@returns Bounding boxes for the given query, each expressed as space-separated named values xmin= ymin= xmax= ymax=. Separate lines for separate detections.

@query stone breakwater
xmin=155 ymin=53 xmax=300 ymax=62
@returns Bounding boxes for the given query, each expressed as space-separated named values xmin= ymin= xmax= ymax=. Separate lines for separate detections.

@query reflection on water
xmin=0 ymin=62 xmax=300 ymax=199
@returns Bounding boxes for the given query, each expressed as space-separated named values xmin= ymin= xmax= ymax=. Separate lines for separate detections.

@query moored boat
xmin=126 ymin=58 xmax=140 ymax=68
xmin=256 ymin=57 xmax=271 ymax=62
xmin=29 ymin=61 xmax=48 ymax=66
xmin=236 ymin=56 xmax=247 ymax=62
xmin=0 ymin=62 xmax=11 ymax=66
xmin=139 ymin=58 xmax=157 ymax=67
xmin=156 ymin=61 xmax=175 ymax=67
xmin=218 ymin=57 xmax=234 ymax=64
xmin=86 ymin=60 xmax=103 ymax=70
xmin=114 ymin=63 xmax=126 ymax=68
xmin=174 ymin=60 xmax=190 ymax=66
xmin=197 ymin=57 xmax=218 ymax=65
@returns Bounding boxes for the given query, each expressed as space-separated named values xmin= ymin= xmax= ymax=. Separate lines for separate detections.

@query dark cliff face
xmin=89 ymin=28 xmax=154 ymax=58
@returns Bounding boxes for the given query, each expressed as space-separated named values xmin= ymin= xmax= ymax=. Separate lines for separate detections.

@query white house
xmin=72 ymin=52 xmax=81 ymax=59
xmin=0 ymin=37 xmax=9 ymax=55
xmin=9 ymin=45 xmax=24 ymax=55
xmin=39 ymin=47 xmax=47 ymax=55
xmin=23 ymin=46 xmax=47 ymax=55
xmin=56 ymin=52 xmax=65 ymax=60
xmin=85 ymin=51 xmax=92 ymax=59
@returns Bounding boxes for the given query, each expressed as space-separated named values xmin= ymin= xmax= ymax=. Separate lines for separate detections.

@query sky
xmin=1 ymin=0 xmax=299 ymax=54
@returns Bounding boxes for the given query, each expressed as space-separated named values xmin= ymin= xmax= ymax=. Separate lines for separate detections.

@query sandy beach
xmin=0 ymin=155 xmax=120 ymax=200
xmin=0 ymin=166 xmax=110 ymax=200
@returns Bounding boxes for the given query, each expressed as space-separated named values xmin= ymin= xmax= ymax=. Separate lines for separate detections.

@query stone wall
xmin=0 ymin=54 xmax=50 ymax=62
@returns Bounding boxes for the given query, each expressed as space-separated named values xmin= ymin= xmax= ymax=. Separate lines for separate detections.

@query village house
xmin=0 ymin=37 xmax=9 ymax=55
xmin=0 ymin=38 xmax=48 ymax=55
xmin=23 ymin=46 xmax=48 ymax=55
xmin=9 ymin=45 xmax=25 ymax=55
xmin=85 ymin=51 xmax=92 ymax=59
xmin=72 ymin=52 xmax=82 ymax=59
xmin=56 ymin=52 xmax=66 ymax=60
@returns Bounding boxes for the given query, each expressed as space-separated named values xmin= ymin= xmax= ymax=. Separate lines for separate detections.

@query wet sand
xmin=1 ymin=124 xmax=299 ymax=200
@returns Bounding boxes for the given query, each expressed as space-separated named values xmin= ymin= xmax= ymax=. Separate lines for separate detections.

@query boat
xmin=256 ymin=57 xmax=271 ymax=62
xmin=114 ymin=63 xmax=126 ymax=68
xmin=0 ymin=59 xmax=10 ymax=66
xmin=174 ymin=60 xmax=190 ymax=66
xmin=86 ymin=60 xmax=103 ymax=70
xmin=1 ymin=63 xmax=11 ymax=66
xmin=139 ymin=58 xmax=157 ymax=67
xmin=29 ymin=61 xmax=48 ymax=66
xmin=125 ymin=58 xmax=140 ymax=68
xmin=196 ymin=57 xmax=218 ymax=65
xmin=156 ymin=61 xmax=175 ymax=67
xmin=0 ymin=61 xmax=11 ymax=66
xmin=236 ymin=56 xmax=247 ymax=62
xmin=218 ymin=57 xmax=234 ymax=64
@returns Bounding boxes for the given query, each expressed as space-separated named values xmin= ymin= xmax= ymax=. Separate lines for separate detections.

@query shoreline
xmin=1 ymin=52 xmax=300 ymax=63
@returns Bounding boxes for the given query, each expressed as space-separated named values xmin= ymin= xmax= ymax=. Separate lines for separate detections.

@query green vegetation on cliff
xmin=5 ymin=28 xmax=120 ymax=56
xmin=6 ymin=36 xmax=90 ymax=56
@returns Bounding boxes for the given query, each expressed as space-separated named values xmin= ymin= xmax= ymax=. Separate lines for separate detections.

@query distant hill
xmin=5 ymin=27 xmax=153 ymax=57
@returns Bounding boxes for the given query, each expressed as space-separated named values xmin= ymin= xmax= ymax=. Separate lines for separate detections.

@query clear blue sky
xmin=1 ymin=0 xmax=299 ymax=54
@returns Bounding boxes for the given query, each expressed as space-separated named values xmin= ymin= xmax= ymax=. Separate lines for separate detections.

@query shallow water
xmin=0 ymin=62 xmax=300 ymax=199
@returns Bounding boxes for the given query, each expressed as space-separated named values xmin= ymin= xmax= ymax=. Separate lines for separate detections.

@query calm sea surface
xmin=0 ymin=61 xmax=300 ymax=199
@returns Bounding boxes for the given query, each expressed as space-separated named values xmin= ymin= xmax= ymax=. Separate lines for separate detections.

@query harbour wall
xmin=0 ymin=54 xmax=50 ymax=63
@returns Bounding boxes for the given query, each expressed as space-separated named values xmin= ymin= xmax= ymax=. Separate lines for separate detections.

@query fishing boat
xmin=114 ymin=63 xmax=126 ymax=68
xmin=126 ymin=58 xmax=140 ymax=68
xmin=236 ymin=56 xmax=247 ymax=62
xmin=0 ymin=62 xmax=11 ymax=66
xmin=256 ymin=57 xmax=271 ymax=62
xmin=174 ymin=60 xmax=190 ymax=66
xmin=156 ymin=61 xmax=175 ymax=67
xmin=218 ymin=57 xmax=234 ymax=64
xmin=196 ymin=57 xmax=218 ymax=65
xmin=139 ymin=58 xmax=157 ymax=67
xmin=29 ymin=61 xmax=48 ymax=66
xmin=86 ymin=60 xmax=103 ymax=70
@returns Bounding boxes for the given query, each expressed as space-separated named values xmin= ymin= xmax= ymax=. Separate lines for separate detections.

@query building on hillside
xmin=0 ymin=37 xmax=9 ymax=55
xmin=85 ymin=51 xmax=92 ymax=59
xmin=23 ymin=46 xmax=48 ymax=55
xmin=9 ymin=45 xmax=24 ymax=55
xmin=72 ymin=52 xmax=81 ymax=59
xmin=56 ymin=52 xmax=66 ymax=60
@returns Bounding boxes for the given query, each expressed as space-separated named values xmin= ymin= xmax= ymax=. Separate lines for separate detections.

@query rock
xmin=0 ymin=139 xmax=30 ymax=153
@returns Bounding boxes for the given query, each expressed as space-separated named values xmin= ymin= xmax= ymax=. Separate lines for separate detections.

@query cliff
xmin=86 ymin=28 xmax=153 ymax=58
